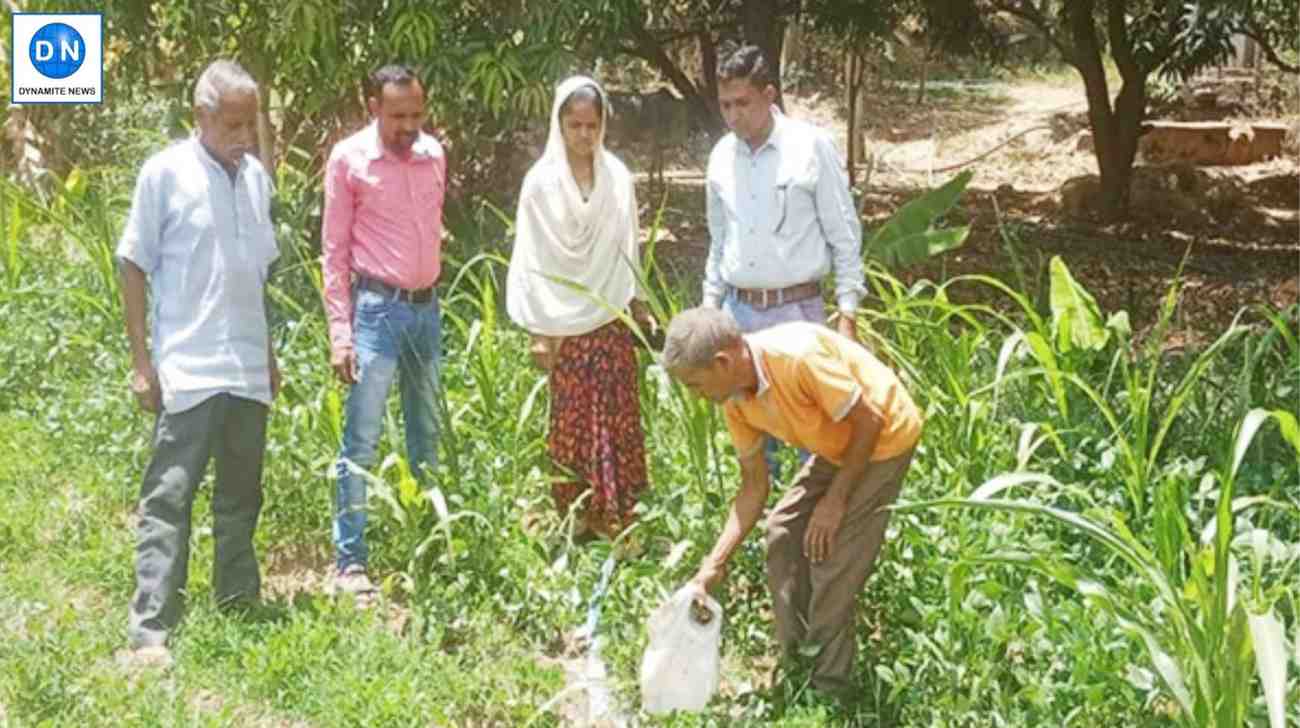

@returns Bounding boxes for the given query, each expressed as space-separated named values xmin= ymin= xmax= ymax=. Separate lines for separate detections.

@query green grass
xmin=1 ymin=163 xmax=1297 ymax=727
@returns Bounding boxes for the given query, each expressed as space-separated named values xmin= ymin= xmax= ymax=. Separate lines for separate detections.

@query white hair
xmin=193 ymin=60 xmax=258 ymax=112
xmin=662 ymin=307 xmax=743 ymax=370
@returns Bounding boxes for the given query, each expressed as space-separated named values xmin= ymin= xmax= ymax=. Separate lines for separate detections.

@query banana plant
xmin=865 ymin=169 xmax=973 ymax=268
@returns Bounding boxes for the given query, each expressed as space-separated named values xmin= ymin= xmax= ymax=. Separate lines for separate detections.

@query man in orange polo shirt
xmin=662 ymin=306 xmax=922 ymax=695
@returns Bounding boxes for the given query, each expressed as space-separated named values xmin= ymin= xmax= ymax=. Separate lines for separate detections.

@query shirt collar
xmin=737 ymin=106 xmax=786 ymax=158
xmin=743 ymin=336 xmax=771 ymax=399
xmin=362 ymin=121 xmax=438 ymax=161
xmin=191 ymin=137 xmax=248 ymax=177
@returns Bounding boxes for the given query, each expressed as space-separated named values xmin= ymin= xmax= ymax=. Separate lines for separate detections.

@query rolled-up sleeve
xmin=812 ymin=134 xmax=864 ymax=312
xmin=116 ymin=162 xmax=162 ymax=274
xmin=321 ymin=150 xmax=355 ymax=353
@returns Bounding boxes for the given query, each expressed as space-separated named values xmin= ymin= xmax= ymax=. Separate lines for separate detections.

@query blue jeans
xmin=723 ymin=289 xmax=825 ymax=481
xmin=333 ymin=287 xmax=442 ymax=570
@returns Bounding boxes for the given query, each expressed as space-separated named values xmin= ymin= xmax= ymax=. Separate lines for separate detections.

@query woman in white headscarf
xmin=506 ymin=76 xmax=655 ymax=541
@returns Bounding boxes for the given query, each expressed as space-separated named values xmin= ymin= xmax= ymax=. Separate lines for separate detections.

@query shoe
xmin=116 ymin=645 xmax=173 ymax=671
xmin=331 ymin=564 xmax=378 ymax=607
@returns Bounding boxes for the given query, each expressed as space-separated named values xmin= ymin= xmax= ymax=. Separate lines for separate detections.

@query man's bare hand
xmin=835 ymin=311 xmax=857 ymax=343
xmin=331 ymin=347 xmax=357 ymax=385
xmin=689 ymin=561 xmax=726 ymax=595
xmin=805 ymin=491 xmax=847 ymax=563
xmin=130 ymin=362 xmax=161 ymax=414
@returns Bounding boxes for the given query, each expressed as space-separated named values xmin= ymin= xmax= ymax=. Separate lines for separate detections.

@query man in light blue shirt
xmin=116 ymin=59 xmax=280 ymax=665
xmin=703 ymin=45 xmax=865 ymax=480
xmin=702 ymin=45 xmax=864 ymax=341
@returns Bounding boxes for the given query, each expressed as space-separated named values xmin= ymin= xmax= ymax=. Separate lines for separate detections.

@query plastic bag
xmin=639 ymin=584 xmax=723 ymax=714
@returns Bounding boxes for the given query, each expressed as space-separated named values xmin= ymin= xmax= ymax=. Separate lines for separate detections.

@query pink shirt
xmin=321 ymin=122 xmax=446 ymax=352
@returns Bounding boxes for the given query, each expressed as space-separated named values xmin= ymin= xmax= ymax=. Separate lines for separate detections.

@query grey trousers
xmin=765 ymin=448 xmax=914 ymax=693
xmin=128 ymin=393 xmax=268 ymax=648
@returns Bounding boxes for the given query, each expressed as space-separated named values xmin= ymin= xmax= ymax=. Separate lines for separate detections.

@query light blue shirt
xmin=703 ymin=109 xmax=864 ymax=312
xmin=116 ymin=138 xmax=278 ymax=414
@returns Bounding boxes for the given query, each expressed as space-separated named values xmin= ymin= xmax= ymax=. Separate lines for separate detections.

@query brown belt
xmin=733 ymin=281 xmax=821 ymax=310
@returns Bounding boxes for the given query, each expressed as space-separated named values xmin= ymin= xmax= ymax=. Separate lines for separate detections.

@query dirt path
xmin=635 ymin=75 xmax=1297 ymax=336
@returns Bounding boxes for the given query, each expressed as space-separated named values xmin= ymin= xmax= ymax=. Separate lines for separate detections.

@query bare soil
xmin=633 ymin=73 xmax=1299 ymax=337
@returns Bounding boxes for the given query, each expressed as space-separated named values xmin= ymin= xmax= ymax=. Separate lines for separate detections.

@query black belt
xmin=357 ymin=276 xmax=435 ymax=304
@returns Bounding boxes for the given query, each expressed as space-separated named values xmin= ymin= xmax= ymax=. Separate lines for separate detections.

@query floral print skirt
xmin=548 ymin=320 xmax=648 ymax=538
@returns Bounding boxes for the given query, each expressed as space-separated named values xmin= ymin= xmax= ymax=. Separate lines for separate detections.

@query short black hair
xmin=559 ymin=84 xmax=604 ymax=119
xmin=368 ymin=64 xmax=421 ymax=99
xmin=718 ymin=45 xmax=776 ymax=90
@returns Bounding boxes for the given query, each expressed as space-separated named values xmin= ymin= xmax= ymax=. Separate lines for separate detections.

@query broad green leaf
xmin=872 ymin=227 xmax=970 ymax=268
xmin=1248 ymin=610 xmax=1287 ymax=728
xmin=1049 ymin=256 xmax=1108 ymax=352
xmin=867 ymin=170 xmax=973 ymax=266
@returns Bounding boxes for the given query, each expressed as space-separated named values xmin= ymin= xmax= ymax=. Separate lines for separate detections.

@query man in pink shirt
xmin=321 ymin=64 xmax=446 ymax=601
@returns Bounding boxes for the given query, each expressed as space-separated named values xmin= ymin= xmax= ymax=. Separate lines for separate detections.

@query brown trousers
xmin=765 ymin=448 xmax=914 ymax=692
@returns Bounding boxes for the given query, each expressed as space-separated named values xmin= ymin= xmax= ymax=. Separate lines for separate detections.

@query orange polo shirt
xmin=722 ymin=323 xmax=923 ymax=465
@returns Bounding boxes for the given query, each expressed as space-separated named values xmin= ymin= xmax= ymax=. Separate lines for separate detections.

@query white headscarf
xmin=506 ymin=76 xmax=641 ymax=337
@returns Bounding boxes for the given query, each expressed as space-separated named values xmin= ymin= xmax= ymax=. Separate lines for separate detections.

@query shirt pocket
xmin=773 ymin=170 xmax=817 ymax=236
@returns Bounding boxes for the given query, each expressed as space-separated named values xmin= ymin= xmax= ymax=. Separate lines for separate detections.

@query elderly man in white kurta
xmin=116 ymin=59 xmax=280 ymax=664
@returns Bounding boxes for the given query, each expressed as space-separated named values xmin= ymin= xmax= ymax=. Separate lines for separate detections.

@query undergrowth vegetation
xmin=1 ymin=152 xmax=1296 ymax=727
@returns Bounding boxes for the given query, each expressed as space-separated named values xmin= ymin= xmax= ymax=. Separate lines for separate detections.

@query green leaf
xmin=970 ymin=471 xmax=1060 ymax=501
xmin=872 ymin=226 xmax=970 ymax=268
xmin=1271 ymin=409 xmax=1300 ymax=458
xmin=1248 ymin=610 xmax=1287 ymax=728
xmin=1124 ymin=619 xmax=1195 ymax=718
xmin=1232 ymin=409 xmax=1274 ymax=481
xmin=1049 ymin=256 xmax=1108 ymax=352
xmin=867 ymin=170 xmax=972 ymax=266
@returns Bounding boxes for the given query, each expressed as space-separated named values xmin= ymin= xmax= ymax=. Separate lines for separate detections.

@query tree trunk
xmin=742 ymin=0 xmax=786 ymax=111
xmin=916 ymin=51 xmax=928 ymax=105
xmin=631 ymin=26 xmax=723 ymax=134
xmin=1067 ymin=0 xmax=1146 ymax=221
xmin=698 ymin=30 xmax=721 ymax=121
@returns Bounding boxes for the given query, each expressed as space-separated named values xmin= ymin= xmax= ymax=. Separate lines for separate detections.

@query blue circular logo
xmin=29 ymin=23 xmax=85 ymax=80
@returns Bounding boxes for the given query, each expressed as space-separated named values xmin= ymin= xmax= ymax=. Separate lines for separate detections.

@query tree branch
xmin=1067 ymin=0 xmax=1115 ymax=130
xmin=1106 ymin=0 xmax=1139 ymax=80
xmin=991 ymin=0 xmax=1073 ymax=63
xmin=1242 ymin=22 xmax=1300 ymax=74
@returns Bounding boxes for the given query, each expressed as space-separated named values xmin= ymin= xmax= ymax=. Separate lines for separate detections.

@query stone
xmin=1139 ymin=121 xmax=1289 ymax=165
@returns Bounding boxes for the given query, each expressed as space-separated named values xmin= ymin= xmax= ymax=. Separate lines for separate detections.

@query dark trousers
xmin=128 ymin=393 xmax=268 ymax=648
xmin=765 ymin=449 xmax=914 ymax=692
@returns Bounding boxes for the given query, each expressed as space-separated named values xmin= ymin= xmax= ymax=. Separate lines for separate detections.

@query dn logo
xmin=29 ymin=22 xmax=85 ymax=79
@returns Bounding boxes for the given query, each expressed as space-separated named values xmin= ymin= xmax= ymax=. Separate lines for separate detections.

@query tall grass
xmin=2 ymin=156 xmax=1296 ymax=726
